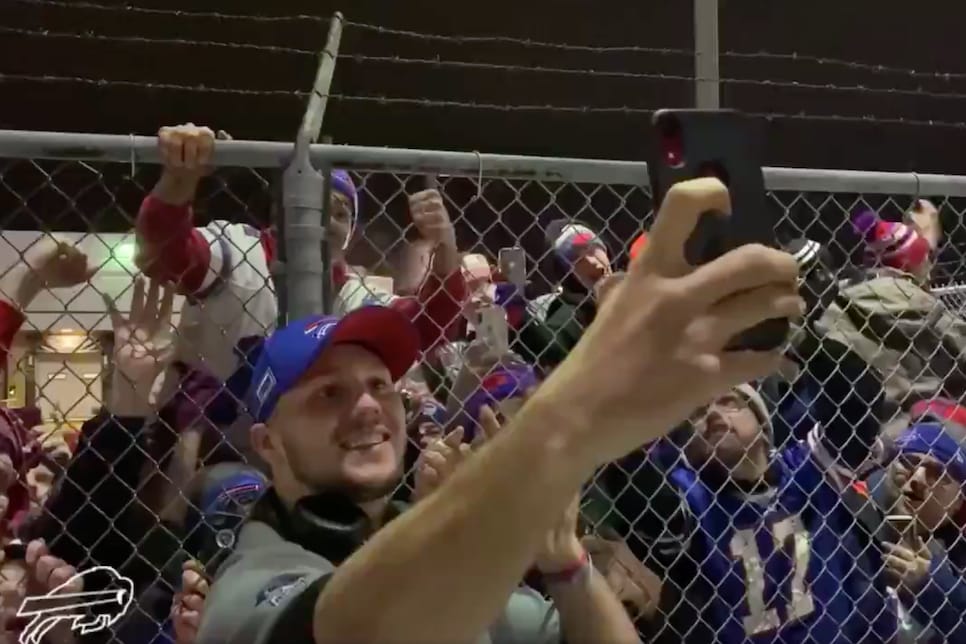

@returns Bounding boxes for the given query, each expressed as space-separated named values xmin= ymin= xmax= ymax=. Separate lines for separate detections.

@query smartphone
xmin=885 ymin=514 xmax=918 ymax=546
xmin=647 ymin=108 xmax=789 ymax=351
xmin=498 ymin=247 xmax=527 ymax=289
xmin=477 ymin=305 xmax=510 ymax=357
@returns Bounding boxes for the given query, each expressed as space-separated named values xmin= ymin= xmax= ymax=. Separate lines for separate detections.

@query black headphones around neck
xmin=250 ymin=488 xmax=406 ymax=566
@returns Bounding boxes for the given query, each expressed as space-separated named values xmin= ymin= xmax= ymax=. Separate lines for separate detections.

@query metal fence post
xmin=281 ymin=145 xmax=325 ymax=320
xmin=694 ymin=0 xmax=720 ymax=109
xmin=279 ymin=11 xmax=345 ymax=320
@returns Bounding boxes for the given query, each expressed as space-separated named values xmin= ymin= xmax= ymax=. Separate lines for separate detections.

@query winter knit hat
xmin=664 ymin=383 xmax=774 ymax=453
xmin=852 ymin=209 xmax=931 ymax=273
xmin=330 ymin=169 xmax=358 ymax=250
xmin=459 ymin=363 xmax=539 ymax=435
xmin=734 ymin=383 xmax=774 ymax=442
xmin=547 ymin=220 xmax=607 ymax=267
xmin=894 ymin=423 xmax=966 ymax=486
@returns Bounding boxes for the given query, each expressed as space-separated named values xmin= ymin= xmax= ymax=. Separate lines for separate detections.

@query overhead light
xmin=112 ymin=242 xmax=136 ymax=265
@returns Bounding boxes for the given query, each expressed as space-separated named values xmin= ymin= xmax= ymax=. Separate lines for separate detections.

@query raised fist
xmin=24 ymin=239 xmax=98 ymax=290
xmin=408 ymin=189 xmax=456 ymax=248
xmin=157 ymin=123 xmax=219 ymax=177
xmin=906 ymin=198 xmax=942 ymax=250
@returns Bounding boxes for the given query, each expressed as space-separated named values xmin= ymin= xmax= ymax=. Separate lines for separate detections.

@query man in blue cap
xmin=196 ymin=305 xmax=639 ymax=644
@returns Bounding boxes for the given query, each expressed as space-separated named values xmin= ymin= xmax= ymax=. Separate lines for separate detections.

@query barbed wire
xmin=346 ymin=21 xmax=694 ymax=57
xmin=4 ymin=72 xmax=966 ymax=129
xmin=0 ymin=73 xmax=308 ymax=98
xmin=7 ymin=0 xmax=327 ymax=23
xmin=334 ymin=94 xmax=966 ymax=129
xmin=343 ymin=21 xmax=966 ymax=83
xmin=11 ymin=0 xmax=966 ymax=83
xmin=345 ymin=54 xmax=966 ymax=101
xmin=11 ymin=0 xmax=966 ymax=81
xmin=5 ymin=25 xmax=966 ymax=104
xmin=0 ymin=25 xmax=316 ymax=56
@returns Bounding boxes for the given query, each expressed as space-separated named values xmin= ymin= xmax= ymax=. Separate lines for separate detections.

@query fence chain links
xmin=1 ymin=155 xmax=965 ymax=641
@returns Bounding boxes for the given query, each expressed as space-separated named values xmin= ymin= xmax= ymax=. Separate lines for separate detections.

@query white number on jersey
xmin=729 ymin=515 xmax=816 ymax=636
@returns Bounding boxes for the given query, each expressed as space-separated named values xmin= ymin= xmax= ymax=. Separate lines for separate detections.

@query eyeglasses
xmin=896 ymin=454 xmax=950 ymax=485
xmin=690 ymin=395 xmax=750 ymax=421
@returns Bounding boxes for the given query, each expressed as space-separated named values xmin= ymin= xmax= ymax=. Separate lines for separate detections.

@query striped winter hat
xmin=852 ymin=209 xmax=931 ymax=273
xmin=547 ymin=220 xmax=606 ymax=266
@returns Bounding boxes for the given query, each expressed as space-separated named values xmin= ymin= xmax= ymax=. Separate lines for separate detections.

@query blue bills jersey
xmin=667 ymin=441 xmax=897 ymax=643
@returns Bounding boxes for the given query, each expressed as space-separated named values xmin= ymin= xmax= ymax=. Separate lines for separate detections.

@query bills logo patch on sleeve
xmin=255 ymin=572 xmax=308 ymax=608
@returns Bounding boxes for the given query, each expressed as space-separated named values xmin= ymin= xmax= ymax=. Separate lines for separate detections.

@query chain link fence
xmin=3 ymin=130 xmax=966 ymax=640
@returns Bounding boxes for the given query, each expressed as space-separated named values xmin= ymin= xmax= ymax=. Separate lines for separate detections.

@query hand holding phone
xmin=498 ymin=247 xmax=526 ymax=289
xmin=647 ymin=109 xmax=790 ymax=351
xmin=885 ymin=514 xmax=918 ymax=547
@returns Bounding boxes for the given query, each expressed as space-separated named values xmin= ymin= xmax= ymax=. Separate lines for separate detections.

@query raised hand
xmin=171 ymin=559 xmax=209 ymax=644
xmin=158 ymin=123 xmax=216 ymax=179
xmin=412 ymin=427 xmax=470 ymax=502
xmin=582 ymin=535 xmax=663 ymax=621
xmin=104 ymin=277 xmax=176 ymax=414
xmin=1 ymin=239 xmax=97 ymax=311
xmin=905 ymin=198 xmax=941 ymax=248
xmin=533 ymin=495 xmax=583 ymax=575
xmin=23 ymin=539 xmax=81 ymax=598
xmin=408 ymin=189 xmax=456 ymax=249
xmin=24 ymin=240 xmax=98 ymax=290
xmin=152 ymin=123 xmax=230 ymax=205
xmin=883 ymin=537 xmax=932 ymax=593
xmin=412 ymin=406 xmax=503 ymax=502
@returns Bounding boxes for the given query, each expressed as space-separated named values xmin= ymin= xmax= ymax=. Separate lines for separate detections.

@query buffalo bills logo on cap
xmin=255 ymin=370 xmax=276 ymax=404
xmin=212 ymin=482 xmax=263 ymax=511
xmin=304 ymin=319 xmax=337 ymax=340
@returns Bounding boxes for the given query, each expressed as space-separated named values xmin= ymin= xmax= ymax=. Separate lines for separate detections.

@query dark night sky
xmin=3 ymin=0 xmax=966 ymax=170
xmin=2 ymin=0 xmax=966 ymax=280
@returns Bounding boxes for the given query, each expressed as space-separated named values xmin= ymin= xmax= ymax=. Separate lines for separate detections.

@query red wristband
xmin=540 ymin=549 xmax=592 ymax=586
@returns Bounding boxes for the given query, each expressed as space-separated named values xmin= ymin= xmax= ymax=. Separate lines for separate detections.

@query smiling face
xmin=252 ymin=344 xmax=407 ymax=505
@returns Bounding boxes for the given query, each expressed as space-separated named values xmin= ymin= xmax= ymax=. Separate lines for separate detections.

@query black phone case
xmin=647 ymin=108 xmax=789 ymax=351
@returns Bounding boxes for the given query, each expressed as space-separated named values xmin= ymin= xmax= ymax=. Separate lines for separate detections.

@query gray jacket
xmin=196 ymin=515 xmax=562 ymax=644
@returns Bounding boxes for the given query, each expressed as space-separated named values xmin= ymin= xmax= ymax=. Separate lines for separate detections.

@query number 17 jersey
xmin=667 ymin=442 xmax=897 ymax=643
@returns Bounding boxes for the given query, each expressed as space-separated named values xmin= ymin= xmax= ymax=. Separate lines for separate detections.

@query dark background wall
xmin=1 ymin=0 xmax=965 ymax=280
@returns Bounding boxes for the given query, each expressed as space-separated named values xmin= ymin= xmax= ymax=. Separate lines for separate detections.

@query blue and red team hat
xmin=246 ymin=306 xmax=420 ymax=423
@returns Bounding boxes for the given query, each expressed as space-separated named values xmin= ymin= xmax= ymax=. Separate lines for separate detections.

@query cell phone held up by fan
xmin=885 ymin=514 xmax=919 ymax=548
xmin=647 ymin=108 xmax=789 ymax=352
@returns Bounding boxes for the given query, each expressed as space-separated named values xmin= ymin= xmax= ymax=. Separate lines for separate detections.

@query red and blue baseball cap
xmin=246 ymin=306 xmax=420 ymax=423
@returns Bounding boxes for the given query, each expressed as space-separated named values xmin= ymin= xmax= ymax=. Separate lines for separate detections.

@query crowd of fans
xmin=0 ymin=121 xmax=963 ymax=643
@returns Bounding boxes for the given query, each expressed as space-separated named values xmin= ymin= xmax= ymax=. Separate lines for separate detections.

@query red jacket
xmin=136 ymin=195 xmax=467 ymax=354
xmin=0 ymin=300 xmax=41 ymax=529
